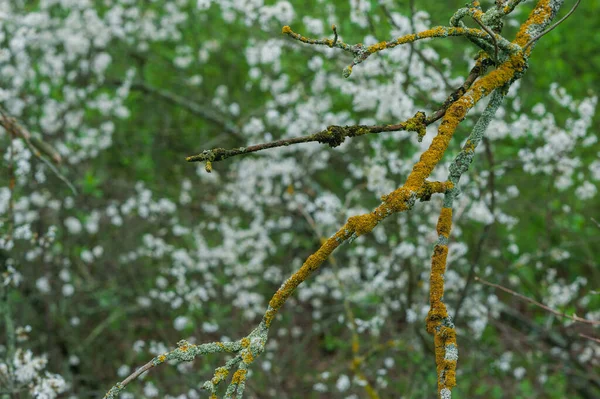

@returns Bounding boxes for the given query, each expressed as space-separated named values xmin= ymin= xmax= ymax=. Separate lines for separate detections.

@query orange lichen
xmin=418 ymin=26 xmax=448 ymax=39
xmin=264 ymin=309 xmax=276 ymax=327
xmin=415 ymin=181 xmax=453 ymax=201
xmin=514 ymin=0 xmax=553 ymax=47
xmin=463 ymin=139 xmax=476 ymax=153
xmin=347 ymin=213 xmax=378 ymax=237
xmin=231 ymin=369 xmax=247 ymax=385
xmin=242 ymin=350 xmax=254 ymax=364
xmin=426 ymin=206 xmax=458 ymax=394
xmin=367 ymin=41 xmax=387 ymax=53
xmin=367 ymin=25 xmax=486 ymax=54
xmin=179 ymin=343 xmax=190 ymax=352
xmin=428 ymin=245 xmax=449 ymax=305
xmin=471 ymin=8 xmax=484 ymax=20
xmin=266 ymin=230 xmax=347 ymax=324
xmin=211 ymin=367 xmax=229 ymax=385
xmin=436 ymin=207 xmax=453 ymax=238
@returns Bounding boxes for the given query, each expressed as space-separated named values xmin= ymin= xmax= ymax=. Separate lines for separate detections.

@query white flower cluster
xmin=0 ymin=348 xmax=66 ymax=399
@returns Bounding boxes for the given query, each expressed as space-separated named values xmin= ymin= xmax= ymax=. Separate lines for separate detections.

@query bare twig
xmin=0 ymin=108 xmax=76 ymax=194
xmin=0 ymin=108 xmax=62 ymax=164
xmin=475 ymin=276 xmax=600 ymax=326
xmin=579 ymin=333 xmax=600 ymax=344
xmin=126 ymin=81 xmax=243 ymax=139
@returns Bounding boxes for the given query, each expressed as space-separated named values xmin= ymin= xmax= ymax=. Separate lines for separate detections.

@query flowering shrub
xmin=1 ymin=1 xmax=598 ymax=398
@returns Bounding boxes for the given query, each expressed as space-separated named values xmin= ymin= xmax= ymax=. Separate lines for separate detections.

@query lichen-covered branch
xmin=283 ymin=24 xmax=513 ymax=78
xmin=104 ymin=177 xmax=452 ymax=398
xmin=426 ymin=88 xmax=506 ymax=398
xmin=523 ymin=0 xmax=580 ymax=50
xmin=106 ymin=1 xmax=573 ymax=398
xmin=187 ymin=56 xmax=494 ymax=171
xmin=186 ymin=112 xmax=427 ymax=168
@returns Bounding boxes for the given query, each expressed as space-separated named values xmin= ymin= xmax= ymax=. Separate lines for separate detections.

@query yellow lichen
xmin=429 ymin=245 xmax=448 ymax=304
xmin=282 ymin=25 xmax=292 ymax=34
xmin=347 ymin=213 xmax=378 ymax=237
xmin=436 ymin=208 xmax=453 ymax=238
xmin=266 ymin=232 xmax=345 ymax=322
xmin=463 ymin=139 xmax=476 ymax=153
xmin=231 ymin=369 xmax=247 ymax=385
xmin=241 ymin=337 xmax=250 ymax=348
xmin=419 ymin=26 xmax=447 ymax=39
xmin=264 ymin=309 xmax=276 ymax=327
xmin=367 ymin=41 xmax=388 ymax=53
xmin=416 ymin=180 xmax=453 ymax=201
xmin=514 ymin=0 xmax=552 ymax=47
xmin=426 ymin=206 xmax=459 ymax=395
xmin=157 ymin=355 xmax=166 ymax=363
xmin=212 ymin=367 xmax=229 ymax=385
xmin=242 ymin=350 xmax=254 ymax=364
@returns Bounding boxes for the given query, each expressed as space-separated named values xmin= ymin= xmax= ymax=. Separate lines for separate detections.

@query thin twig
xmin=187 ymin=57 xmax=490 ymax=167
xmin=381 ymin=1 xmax=453 ymax=91
xmin=125 ymin=81 xmax=243 ymax=139
xmin=22 ymin=139 xmax=77 ymax=195
xmin=579 ymin=334 xmax=600 ymax=344
xmin=186 ymin=111 xmax=427 ymax=164
xmin=500 ymin=0 xmax=527 ymax=16
xmin=331 ymin=24 xmax=338 ymax=46
xmin=475 ymin=276 xmax=600 ymax=325
xmin=470 ymin=15 xmax=499 ymax=64
xmin=283 ymin=24 xmax=508 ymax=77
xmin=0 ymin=108 xmax=76 ymax=194
xmin=523 ymin=0 xmax=580 ymax=50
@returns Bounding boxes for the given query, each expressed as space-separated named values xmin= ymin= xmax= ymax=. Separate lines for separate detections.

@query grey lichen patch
xmin=444 ymin=343 xmax=459 ymax=361
xmin=440 ymin=388 xmax=452 ymax=399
